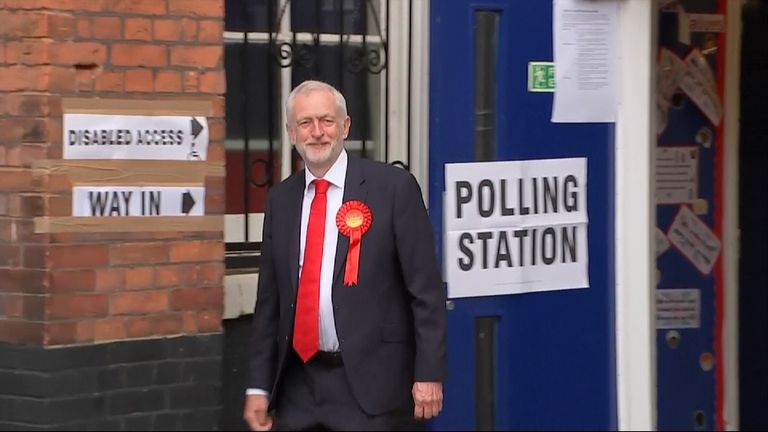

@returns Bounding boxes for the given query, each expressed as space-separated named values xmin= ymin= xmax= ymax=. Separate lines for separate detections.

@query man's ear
xmin=342 ymin=116 xmax=351 ymax=139
xmin=286 ymin=124 xmax=295 ymax=143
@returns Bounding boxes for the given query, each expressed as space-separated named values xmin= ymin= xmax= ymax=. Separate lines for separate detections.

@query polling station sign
xmin=444 ymin=158 xmax=589 ymax=298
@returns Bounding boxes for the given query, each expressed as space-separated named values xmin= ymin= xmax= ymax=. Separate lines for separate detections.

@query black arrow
xmin=182 ymin=190 xmax=196 ymax=215
xmin=190 ymin=117 xmax=204 ymax=139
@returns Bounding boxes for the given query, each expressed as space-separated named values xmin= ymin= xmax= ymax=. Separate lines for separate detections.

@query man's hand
xmin=412 ymin=381 xmax=443 ymax=420
xmin=243 ymin=394 xmax=273 ymax=431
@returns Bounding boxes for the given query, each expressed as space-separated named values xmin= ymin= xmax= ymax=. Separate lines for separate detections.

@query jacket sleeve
xmin=247 ymin=191 xmax=279 ymax=392
xmin=393 ymin=173 xmax=448 ymax=382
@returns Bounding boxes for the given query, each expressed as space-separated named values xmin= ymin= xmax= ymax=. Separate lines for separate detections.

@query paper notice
xmin=656 ymin=146 xmax=698 ymax=204
xmin=667 ymin=205 xmax=721 ymax=275
xmin=656 ymin=288 xmax=701 ymax=329
xmin=552 ymin=0 xmax=618 ymax=123
xmin=679 ymin=49 xmax=722 ymax=126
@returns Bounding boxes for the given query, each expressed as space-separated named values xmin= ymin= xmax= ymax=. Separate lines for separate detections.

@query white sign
xmin=63 ymin=114 xmax=209 ymax=160
xmin=656 ymin=288 xmax=700 ymax=329
xmin=72 ymin=186 xmax=205 ymax=217
xmin=667 ymin=205 xmax=721 ymax=275
xmin=444 ymin=158 xmax=589 ymax=298
xmin=552 ymin=0 xmax=618 ymax=123
xmin=656 ymin=146 xmax=698 ymax=204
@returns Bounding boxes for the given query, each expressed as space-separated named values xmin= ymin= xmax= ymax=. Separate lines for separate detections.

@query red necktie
xmin=293 ymin=179 xmax=330 ymax=362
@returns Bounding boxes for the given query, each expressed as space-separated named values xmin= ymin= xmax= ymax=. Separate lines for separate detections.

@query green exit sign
xmin=528 ymin=62 xmax=555 ymax=92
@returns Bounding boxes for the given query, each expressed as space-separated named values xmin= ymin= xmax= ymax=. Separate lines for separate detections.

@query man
xmin=243 ymin=80 xmax=447 ymax=431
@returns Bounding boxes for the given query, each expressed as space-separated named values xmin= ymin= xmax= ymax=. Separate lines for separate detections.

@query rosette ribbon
xmin=335 ymin=200 xmax=372 ymax=286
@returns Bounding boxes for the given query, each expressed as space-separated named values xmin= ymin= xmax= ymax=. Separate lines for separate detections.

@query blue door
xmin=428 ymin=1 xmax=617 ymax=430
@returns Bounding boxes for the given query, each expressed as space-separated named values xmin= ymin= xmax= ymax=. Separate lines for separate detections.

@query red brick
xmin=47 ymin=14 xmax=76 ymax=40
xmin=111 ymin=44 xmax=166 ymax=67
xmin=153 ymin=19 xmax=180 ymax=41
xmin=198 ymin=20 xmax=223 ymax=43
xmin=76 ymin=17 xmax=92 ymax=38
xmin=199 ymin=70 xmax=225 ymax=94
xmin=155 ymin=70 xmax=181 ymax=92
xmin=181 ymin=312 xmax=197 ymax=333
xmin=206 ymin=143 xmax=224 ymax=163
xmin=124 ymin=316 xmax=154 ymax=338
xmin=94 ymin=71 xmax=124 ymax=92
xmin=169 ymin=0 xmax=223 ymax=18
xmin=169 ymin=241 xmax=223 ymax=263
xmin=1 ymin=294 xmax=23 ymax=317
xmin=50 ymin=42 xmax=107 ymax=66
xmin=112 ymin=0 xmax=167 ymax=16
xmin=182 ymin=71 xmax=199 ymax=92
xmin=76 ymin=67 xmax=96 ymax=92
xmin=45 ymin=191 xmax=71 ymax=213
xmin=124 ymin=267 xmax=153 ymax=291
xmin=153 ymin=313 xmax=182 ymax=335
xmin=0 ymin=66 xmax=48 ymax=91
xmin=0 ymin=320 xmax=44 ymax=344
xmin=180 ymin=19 xmax=197 ymax=41
xmin=111 ymin=242 xmax=168 ymax=266
xmin=124 ymin=69 xmax=153 ymax=92
xmin=23 ymin=244 xmax=48 ymax=269
xmin=92 ymin=16 xmax=121 ymax=39
xmin=0 ymin=268 xmax=47 ymax=293
xmin=155 ymin=265 xmax=181 ymax=288
xmin=196 ymin=263 xmax=224 ymax=285
xmin=170 ymin=46 xmax=221 ymax=68
xmin=196 ymin=309 xmax=222 ymax=332
xmin=22 ymin=294 xmax=46 ymax=320
xmin=170 ymin=286 xmax=221 ymax=311
xmin=0 ymin=11 xmax=48 ymax=38
xmin=50 ymin=269 xmax=95 ymax=293
xmin=95 ymin=268 xmax=125 ymax=292
xmin=111 ymin=291 xmax=168 ymax=315
xmin=75 ymin=319 xmax=94 ymax=343
xmin=6 ymin=94 xmax=52 ymax=116
xmin=4 ymin=0 xmax=106 ymax=12
xmin=0 ymin=244 xmax=21 ymax=267
xmin=48 ymin=293 xmax=109 ymax=320
xmin=44 ymin=321 xmax=78 ymax=345
xmin=124 ymin=18 xmax=152 ymax=40
xmin=0 ymin=169 xmax=34 ymax=191
xmin=49 ymin=244 xmax=109 ymax=269
xmin=93 ymin=317 xmax=125 ymax=341
xmin=47 ymin=66 xmax=77 ymax=92
xmin=5 ymin=40 xmax=51 ymax=65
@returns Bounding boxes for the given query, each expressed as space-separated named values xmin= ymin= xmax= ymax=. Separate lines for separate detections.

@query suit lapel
xmin=333 ymin=157 xmax=368 ymax=286
xmin=287 ymin=171 xmax=305 ymax=297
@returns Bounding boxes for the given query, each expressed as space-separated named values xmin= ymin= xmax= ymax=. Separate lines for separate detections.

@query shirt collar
xmin=304 ymin=149 xmax=348 ymax=191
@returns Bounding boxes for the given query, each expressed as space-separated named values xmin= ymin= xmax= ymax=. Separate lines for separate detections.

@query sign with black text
xmin=444 ymin=158 xmax=589 ymax=298
xmin=63 ymin=114 xmax=209 ymax=160
xmin=72 ymin=186 xmax=205 ymax=217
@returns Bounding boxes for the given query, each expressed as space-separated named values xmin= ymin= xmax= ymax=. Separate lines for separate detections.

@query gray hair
xmin=285 ymin=80 xmax=348 ymax=124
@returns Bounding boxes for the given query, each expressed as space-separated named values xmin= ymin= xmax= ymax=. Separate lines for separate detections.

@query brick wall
xmin=0 ymin=0 xmax=225 ymax=345
xmin=0 ymin=0 xmax=226 ymax=429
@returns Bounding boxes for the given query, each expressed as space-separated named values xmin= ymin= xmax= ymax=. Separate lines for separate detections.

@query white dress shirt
xmin=300 ymin=149 xmax=346 ymax=352
xmin=246 ymin=150 xmax=347 ymax=398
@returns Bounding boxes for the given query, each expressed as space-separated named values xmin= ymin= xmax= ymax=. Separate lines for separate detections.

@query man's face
xmin=288 ymin=89 xmax=351 ymax=176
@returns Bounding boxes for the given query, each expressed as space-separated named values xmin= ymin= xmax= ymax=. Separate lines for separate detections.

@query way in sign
xmin=88 ymin=190 xmax=161 ymax=216
xmin=72 ymin=186 xmax=205 ymax=217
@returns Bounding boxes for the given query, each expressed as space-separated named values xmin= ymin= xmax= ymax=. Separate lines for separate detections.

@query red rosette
xmin=335 ymin=201 xmax=372 ymax=286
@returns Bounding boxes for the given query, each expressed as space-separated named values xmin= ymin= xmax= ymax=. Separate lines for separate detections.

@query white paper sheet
xmin=551 ymin=0 xmax=618 ymax=123
xmin=444 ymin=158 xmax=589 ymax=298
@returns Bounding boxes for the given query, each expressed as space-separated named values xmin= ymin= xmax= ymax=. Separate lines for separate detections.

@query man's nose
xmin=310 ymin=120 xmax=324 ymax=137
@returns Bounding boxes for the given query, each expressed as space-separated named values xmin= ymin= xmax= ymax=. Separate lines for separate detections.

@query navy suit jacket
xmin=248 ymin=155 xmax=447 ymax=415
